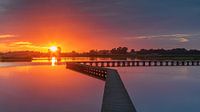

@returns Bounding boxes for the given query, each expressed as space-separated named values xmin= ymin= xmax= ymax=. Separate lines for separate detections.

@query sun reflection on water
xmin=51 ymin=57 xmax=57 ymax=66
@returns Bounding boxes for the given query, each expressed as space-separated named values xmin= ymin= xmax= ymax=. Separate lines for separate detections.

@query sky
xmin=0 ymin=0 xmax=200 ymax=52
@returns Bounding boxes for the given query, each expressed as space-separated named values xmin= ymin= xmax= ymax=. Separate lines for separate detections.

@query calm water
xmin=117 ymin=67 xmax=200 ymax=112
xmin=0 ymin=65 xmax=104 ymax=112
xmin=0 ymin=62 xmax=200 ymax=112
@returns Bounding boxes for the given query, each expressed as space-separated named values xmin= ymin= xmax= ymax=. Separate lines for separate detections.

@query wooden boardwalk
xmin=102 ymin=69 xmax=137 ymax=112
xmin=66 ymin=62 xmax=137 ymax=112
xmin=66 ymin=60 xmax=200 ymax=112
xmin=74 ymin=60 xmax=200 ymax=67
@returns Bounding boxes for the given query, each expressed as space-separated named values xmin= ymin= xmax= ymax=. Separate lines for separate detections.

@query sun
xmin=49 ymin=46 xmax=58 ymax=52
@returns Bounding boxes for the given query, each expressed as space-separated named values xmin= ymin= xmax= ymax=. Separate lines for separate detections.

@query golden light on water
xmin=51 ymin=57 xmax=57 ymax=66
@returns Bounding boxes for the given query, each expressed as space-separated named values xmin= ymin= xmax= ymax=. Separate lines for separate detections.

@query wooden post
xmin=192 ymin=61 xmax=194 ymax=66
xmin=186 ymin=61 xmax=190 ymax=66
xmin=176 ymin=61 xmax=179 ymax=66
xmin=127 ymin=61 xmax=131 ymax=67
xmin=117 ymin=61 xmax=121 ymax=67
xmin=197 ymin=61 xmax=200 ymax=66
xmin=136 ymin=61 xmax=139 ymax=66
xmin=96 ymin=62 xmax=99 ymax=67
xmin=143 ymin=61 xmax=145 ymax=66
xmin=107 ymin=62 xmax=110 ymax=67
xmin=160 ymin=61 xmax=163 ymax=66
xmin=149 ymin=61 xmax=151 ymax=66
xmin=182 ymin=61 xmax=185 ymax=66
xmin=122 ymin=61 xmax=126 ymax=67
xmin=154 ymin=61 xmax=157 ymax=66
xmin=132 ymin=61 xmax=135 ymax=66
xmin=112 ymin=62 xmax=115 ymax=67
xmin=101 ymin=62 xmax=104 ymax=67
xmin=166 ymin=61 xmax=169 ymax=66
xmin=171 ymin=61 xmax=174 ymax=66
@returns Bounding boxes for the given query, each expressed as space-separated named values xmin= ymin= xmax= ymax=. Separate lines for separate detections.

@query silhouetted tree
xmin=111 ymin=47 xmax=128 ymax=54
xmin=130 ymin=49 xmax=135 ymax=55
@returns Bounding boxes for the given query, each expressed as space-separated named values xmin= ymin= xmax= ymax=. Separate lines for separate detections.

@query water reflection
xmin=1 ymin=60 xmax=200 ymax=112
xmin=0 ymin=65 xmax=104 ymax=112
xmin=51 ymin=57 xmax=57 ymax=66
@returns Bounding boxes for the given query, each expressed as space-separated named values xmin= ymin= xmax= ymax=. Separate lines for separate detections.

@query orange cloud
xmin=9 ymin=41 xmax=32 ymax=46
xmin=0 ymin=34 xmax=17 ymax=39
xmin=6 ymin=41 xmax=48 ymax=52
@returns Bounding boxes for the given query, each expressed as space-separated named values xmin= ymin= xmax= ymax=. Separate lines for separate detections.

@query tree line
xmin=72 ymin=47 xmax=200 ymax=56
xmin=1 ymin=47 xmax=200 ymax=57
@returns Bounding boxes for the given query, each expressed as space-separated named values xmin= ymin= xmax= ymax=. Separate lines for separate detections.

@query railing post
xmin=160 ymin=61 xmax=163 ymax=66
xmin=117 ymin=61 xmax=121 ymax=67
xmin=197 ymin=61 xmax=200 ymax=66
xmin=176 ymin=61 xmax=179 ymax=66
xmin=122 ymin=61 xmax=126 ymax=67
xmin=181 ymin=61 xmax=185 ymax=66
xmin=142 ymin=61 xmax=145 ymax=66
xmin=186 ymin=61 xmax=190 ymax=66
xmin=95 ymin=62 xmax=99 ymax=67
xmin=112 ymin=62 xmax=115 ymax=67
xmin=101 ymin=62 xmax=104 ymax=67
xmin=132 ymin=61 xmax=135 ymax=66
xmin=149 ymin=61 xmax=151 ymax=66
xmin=154 ymin=61 xmax=157 ymax=66
xmin=192 ymin=61 xmax=194 ymax=66
xmin=107 ymin=62 xmax=110 ymax=67
xmin=171 ymin=61 xmax=174 ymax=66
xmin=166 ymin=61 xmax=169 ymax=66
xmin=136 ymin=61 xmax=139 ymax=66
xmin=127 ymin=61 xmax=131 ymax=67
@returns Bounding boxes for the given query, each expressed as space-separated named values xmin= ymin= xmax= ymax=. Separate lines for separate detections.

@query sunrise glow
xmin=49 ymin=46 xmax=58 ymax=52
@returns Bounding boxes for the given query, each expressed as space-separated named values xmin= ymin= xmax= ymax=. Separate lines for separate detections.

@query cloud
xmin=7 ymin=41 xmax=48 ymax=51
xmin=11 ymin=41 xmax=32 ymax=46
xmin=0 ymin=34 xmax=17 ymax=39
xmin=0 ymin=41 xmax=43 ymax=52
xmin=135 ymin=34 xmax=189 ymax=39
xmin=172 ymin=37 xmax=189 ymax=43
xmin=125 ymin=33 xmax=199 ymax=43
xmin=0 ymin=34 xmax=18 ymax=43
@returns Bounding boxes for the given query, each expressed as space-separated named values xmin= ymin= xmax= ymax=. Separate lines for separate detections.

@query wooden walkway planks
xmin=101 ymin=69 xmax=137 ymax=112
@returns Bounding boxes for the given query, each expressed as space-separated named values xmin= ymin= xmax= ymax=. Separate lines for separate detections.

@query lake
xmin=117 ymin=67 xmax=200 ymax=112
xmin=0 ymin=62 xmax=200 ymax=112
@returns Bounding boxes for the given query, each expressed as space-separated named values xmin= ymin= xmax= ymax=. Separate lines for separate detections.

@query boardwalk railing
xmin=66 ymin=62 xmax=137 ymax=112
xmin=66 ymin=62 xmax=107 ymax=80
xmin=75 ymin=60 xmax=200 ymax=67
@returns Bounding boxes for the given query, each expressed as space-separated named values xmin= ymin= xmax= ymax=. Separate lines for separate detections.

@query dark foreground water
xmin=0 ymin=62 xmax=200 ymax=112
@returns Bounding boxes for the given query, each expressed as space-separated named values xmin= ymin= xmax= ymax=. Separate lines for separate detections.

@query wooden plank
xmin=101 ymin=69 xmax=137 ymax=112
